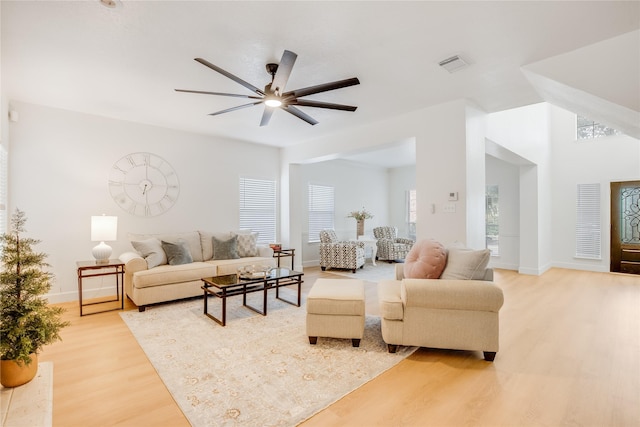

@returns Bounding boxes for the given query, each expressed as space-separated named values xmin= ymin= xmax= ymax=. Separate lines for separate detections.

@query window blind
xmin=239 ymin=177 xmax=276 ymax=244
xmin=576 ymin=183 xmax=601 ymax=259
xmin=308 ymin=184 xmax=334 ymax=243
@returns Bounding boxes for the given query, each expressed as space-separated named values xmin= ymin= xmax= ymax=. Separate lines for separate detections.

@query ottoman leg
xmin=309 ymin=336 xmax=318 ymax=345
xmin=352 ymin=338 xmax=361 ymax=347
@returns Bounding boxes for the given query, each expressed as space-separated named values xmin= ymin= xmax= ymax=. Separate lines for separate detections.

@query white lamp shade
xmin=91 ymin=215 xmax=118 ymax=242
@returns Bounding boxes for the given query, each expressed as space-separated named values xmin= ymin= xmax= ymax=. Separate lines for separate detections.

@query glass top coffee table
xmin=201 ymin=267 xmax=303 ymax=326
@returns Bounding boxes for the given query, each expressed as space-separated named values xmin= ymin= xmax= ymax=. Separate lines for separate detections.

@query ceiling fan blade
xmin=283 ymin=105 xmax=318 ymax=125
xmin=175 ymin=89 xmax=263 ymax=99
xmin=293 ymin=99 xmax=358 ymax=111
xmin=208 ymin=101 xmax=263 ymax=117
xmin=283 ymin=77 xmax=360 ymax=98
xmin=271 ymin=50 xmax=297 ymax=95
xmin=195 ymin=58 xmax=265 ymax=96
xmin=260 ymin=107 xmax=275 ymax=127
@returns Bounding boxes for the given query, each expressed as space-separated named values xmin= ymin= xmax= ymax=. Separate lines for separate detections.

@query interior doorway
xmin=610 ymin=180 xmax=640 ymax=274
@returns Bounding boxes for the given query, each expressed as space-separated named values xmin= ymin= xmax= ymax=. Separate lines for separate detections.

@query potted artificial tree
xmin=0 ymin=209 xmax=69 ymax=387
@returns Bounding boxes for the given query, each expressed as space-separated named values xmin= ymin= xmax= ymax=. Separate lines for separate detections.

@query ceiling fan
xmin=175 ymin=50 xmax=360 ymax=126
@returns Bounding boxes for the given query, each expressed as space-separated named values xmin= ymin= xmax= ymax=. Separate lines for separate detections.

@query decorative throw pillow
xmin=403 ymin=239 xmax=447 ymax=279
xmin=237 ymin=232 xmax=259 ymax=257
xmin=212 ymin=235 xmax=240 ymax=260
xmin=440 ymin=248 xmax=491 ymax=280
xmin=131 ymin=238 xmax=167 ymax=268
xmin=161 ymin=239 xmax=194 ymax=265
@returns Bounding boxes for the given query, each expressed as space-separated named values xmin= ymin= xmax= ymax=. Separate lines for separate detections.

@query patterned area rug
xmin=120 ymin=290 xmax=416 ymax=427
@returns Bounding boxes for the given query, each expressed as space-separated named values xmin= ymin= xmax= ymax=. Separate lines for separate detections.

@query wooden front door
xmin=611 ymin=181 xmax=640 ymax=274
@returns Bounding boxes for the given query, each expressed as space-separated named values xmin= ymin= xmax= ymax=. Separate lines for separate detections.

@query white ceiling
xmin=2 ymin=1 xmax=638 ymax=167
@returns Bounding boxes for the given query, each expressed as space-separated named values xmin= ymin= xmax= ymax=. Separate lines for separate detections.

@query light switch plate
xmin=443 ymin=203 xmax=456 ymax=213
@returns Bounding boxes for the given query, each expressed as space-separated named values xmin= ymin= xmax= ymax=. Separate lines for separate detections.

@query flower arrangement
xmin=347 ymin=207 xmax=374 ymax=221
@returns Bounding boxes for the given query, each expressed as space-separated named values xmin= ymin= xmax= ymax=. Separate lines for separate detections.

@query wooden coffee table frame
xmin=201 ymin=268 xmax=303 ymax=326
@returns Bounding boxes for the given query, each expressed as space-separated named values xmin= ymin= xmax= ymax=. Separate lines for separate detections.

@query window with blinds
xmin=407 ymin=189 xmax=416 ymax=240
xmin=239 ymin=177 xmax=276 ymax=244
xmin=576 ymin=183 xmax=601 ymax=259
xmin=308 ymin=184 xmax=334 ymax=243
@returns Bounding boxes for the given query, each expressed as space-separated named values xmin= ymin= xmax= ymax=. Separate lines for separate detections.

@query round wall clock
xmin=108 ymin=152 xmax=180 ymax=217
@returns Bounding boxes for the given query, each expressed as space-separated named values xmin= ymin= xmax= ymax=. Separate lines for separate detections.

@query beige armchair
xmin=377 ymin=264 xmax=504 ymax=361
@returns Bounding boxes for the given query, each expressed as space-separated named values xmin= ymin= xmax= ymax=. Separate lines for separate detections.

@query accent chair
xmin=373 ymin=226 xmax=414 ymax=262
xmin=319 ymin=229 xmax=365 ymax=273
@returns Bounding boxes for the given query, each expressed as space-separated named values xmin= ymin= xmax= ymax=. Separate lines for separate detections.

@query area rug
xmin=327 ymin=260 xmax=398 ymax=282
xmin=120 ymin=291 xmax=416 ymax=427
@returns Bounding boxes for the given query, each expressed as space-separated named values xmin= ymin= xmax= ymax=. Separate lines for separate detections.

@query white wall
xmin=8 ymin=101 xmax=280 ymax=302
xmin=487 ymin=103 xmax=552 ymax=274
xmin=283 ymin=100 xmax=479 ymax=256
xmin=549 ymin=104 xmax=640 ymax=272
xmin=298 ymin=159 xmax=389 ymax=266
xmin=388 ymin=165 xmax=416 ymax=238
xmin=485 ymin=154 xmax=520 ymax=270
xmin=487 ymin=102 xmax=639 ymax=274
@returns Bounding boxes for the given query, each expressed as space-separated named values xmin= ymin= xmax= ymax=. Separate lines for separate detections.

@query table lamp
xmin=91 ymin=215 xmax=118 ymax=263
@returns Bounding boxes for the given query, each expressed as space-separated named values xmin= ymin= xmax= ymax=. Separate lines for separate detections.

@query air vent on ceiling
xmin=438 ymin=55 xmax=468 ymax=73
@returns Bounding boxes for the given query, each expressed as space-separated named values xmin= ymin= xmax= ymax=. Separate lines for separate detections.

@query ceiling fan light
xmin=265 ymin=98 xmax=282 ymax=107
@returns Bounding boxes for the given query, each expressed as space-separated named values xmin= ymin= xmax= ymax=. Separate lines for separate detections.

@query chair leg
xmin=352 ymin=269 xmax=356 ymax=273
xmin=387 ymin=344 xmax=398 ymax=353
xmin=309 ymin=336 xmax=318 ymax=345
xmin=352 ymin=338 xmax=361 ymax=347
xmin=483 ymin=351 xmax=496 ymax=362
xmin=321 ymin=267 xmax=326 ymax=271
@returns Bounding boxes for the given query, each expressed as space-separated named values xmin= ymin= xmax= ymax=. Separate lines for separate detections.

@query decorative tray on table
xmin=237 ymin=265 xmax=273 ymax=280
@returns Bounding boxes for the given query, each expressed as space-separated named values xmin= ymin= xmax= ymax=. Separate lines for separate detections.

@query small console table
xmin=355 ymin=237 xmax=377 ymax=266
xmin=273 ymin=248 xmax=295 ymax=269
xmin=76 ymin=259 xmax=125 ymax=316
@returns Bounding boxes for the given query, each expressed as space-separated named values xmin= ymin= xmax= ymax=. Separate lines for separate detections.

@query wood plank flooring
xmin=38 ymin=267 xmax=639 ymax=426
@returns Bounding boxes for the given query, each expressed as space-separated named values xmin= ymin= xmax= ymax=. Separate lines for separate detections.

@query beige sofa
xmin=119 ymin=231 xmax=276 ymax=311
xmin=378 ymin=264 xmax=504 ymax=361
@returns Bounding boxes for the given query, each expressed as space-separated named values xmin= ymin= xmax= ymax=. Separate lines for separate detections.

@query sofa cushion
xmin=131 ymin=238 xmax=167 ymax=268
xmin=132 ymin=262 xmax=217 ymax=289
xmin=200 ymin=231 xmax=234 ymax=261
xmin=237 ymin=232 xmax=259 ymax=257
xmin=212 ymin=235 xmax=240 ymax=260
xmin=403 ymin=239 xmax=447 ymax=279
xmin=129 ymin=231 xmax=203 ymax=262
xmin=440 ymin=248 xmax=491 ymax=280
xmin=161 ymin=239 xmax=194 ymax=265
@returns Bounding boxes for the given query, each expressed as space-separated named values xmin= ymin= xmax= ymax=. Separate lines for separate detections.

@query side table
xmin=356 ymin=237 xmax=377 ymax=266
xmin=77 ymin=259 xmax=125 ymax=316
xmin=273 ymin=248 xmax=295 ymax=269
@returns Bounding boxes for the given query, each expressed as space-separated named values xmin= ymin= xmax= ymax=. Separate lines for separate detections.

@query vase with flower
xmin=347 ymin=208 xmax=374 ymax=238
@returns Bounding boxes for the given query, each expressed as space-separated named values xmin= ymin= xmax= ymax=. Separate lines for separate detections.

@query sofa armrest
xmin=257 ymin=245 xmax=274 ymax=258
xmin=395 ymin=263 xmax=405 ymax=280
xmin=401 ymin=279 xmax=504 ymax=312
xmin=119 ymin=252 xmax=148 ymax=273
xmin=378 ymin=280 xmax=404 ymax=320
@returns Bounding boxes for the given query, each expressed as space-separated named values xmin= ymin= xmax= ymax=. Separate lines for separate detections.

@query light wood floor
xmin=39 ymin=267 xmax=639 ymax=426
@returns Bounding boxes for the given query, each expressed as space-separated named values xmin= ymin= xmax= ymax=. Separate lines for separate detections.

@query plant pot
xmin=1 ymin=354 xmax=38 ymax=388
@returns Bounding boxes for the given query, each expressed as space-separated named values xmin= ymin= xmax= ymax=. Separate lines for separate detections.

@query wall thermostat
xmin=448 ymin=192 xmax=458 ymax=201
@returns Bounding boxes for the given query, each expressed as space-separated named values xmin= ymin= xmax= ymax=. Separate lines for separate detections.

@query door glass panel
xmin=620 ymin=186 xmax=640 ymax=244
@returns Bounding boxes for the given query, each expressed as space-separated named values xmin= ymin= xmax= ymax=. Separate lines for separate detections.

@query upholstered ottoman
xmin=306 ymin=279 xmax=365 ymax=347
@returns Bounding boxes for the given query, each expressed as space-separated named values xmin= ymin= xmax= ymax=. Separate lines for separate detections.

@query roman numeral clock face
xmin=109 ymin=152 xmax=180 ymax=217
